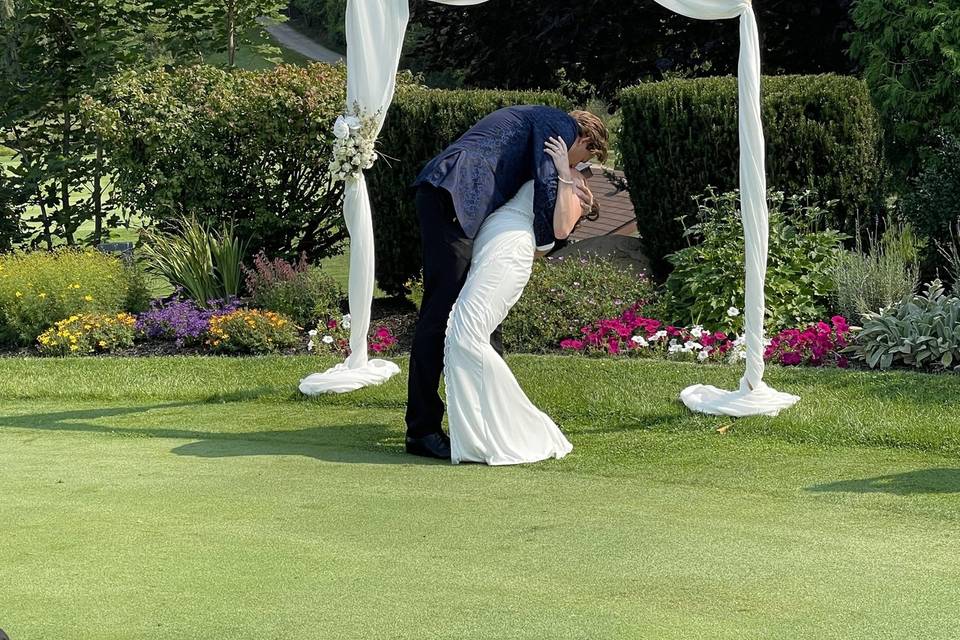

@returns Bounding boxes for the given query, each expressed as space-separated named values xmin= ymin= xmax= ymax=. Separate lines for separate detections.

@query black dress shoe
xmin=405 ymin=432 xmax=451 ymax=460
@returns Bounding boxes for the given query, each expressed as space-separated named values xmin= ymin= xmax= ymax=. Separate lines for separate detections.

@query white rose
xmin=333 ymin=116 xmax=350 ymax=140
xmin=343 ymin=114 xmax=362 ymax=131
xmin=322 ymin=335 xmax=335 ymax=344
xmin=727 ymin=306 xmax=741 ymax=318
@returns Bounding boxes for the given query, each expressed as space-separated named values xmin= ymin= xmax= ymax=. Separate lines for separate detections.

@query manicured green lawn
xmin=2 ymin=356 xmax=959 ymax=639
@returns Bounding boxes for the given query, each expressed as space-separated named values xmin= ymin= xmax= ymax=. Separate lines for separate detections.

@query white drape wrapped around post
xmin=300 ymin=0 xmax=411 ymax=395
xmin=656 ymin=0 xmax=798 ymax=416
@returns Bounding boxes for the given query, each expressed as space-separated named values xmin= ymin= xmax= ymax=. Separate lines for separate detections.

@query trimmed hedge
xmin=619 ymin=74 xmax=885 ymax=275
xmin=369 ymin=87 xmax=571 ymax=296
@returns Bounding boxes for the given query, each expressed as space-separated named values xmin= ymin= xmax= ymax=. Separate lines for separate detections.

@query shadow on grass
xmin=169 ymin=426 xmax=440 ymax=466
xmin=807 ymin=469 xmax=960 ymax=495
xmin=0 ymin=401 xmax=437 ymax=466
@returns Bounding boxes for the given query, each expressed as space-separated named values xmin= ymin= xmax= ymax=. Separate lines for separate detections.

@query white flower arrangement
xmin=330 ymin=108 xmax=380 ymax=182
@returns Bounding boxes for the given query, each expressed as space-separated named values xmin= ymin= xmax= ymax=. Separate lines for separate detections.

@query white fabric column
xmin=300 ymin=0 xmax=412 ymax=395
xmin=657 ymin=0 xmax=799 ymax=416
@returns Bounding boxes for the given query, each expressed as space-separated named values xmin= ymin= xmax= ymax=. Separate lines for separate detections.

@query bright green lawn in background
xmin=2 ymin=356 xmax=959 ymax=639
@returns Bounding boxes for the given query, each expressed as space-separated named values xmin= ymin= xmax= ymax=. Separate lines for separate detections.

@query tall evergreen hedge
xmin=619 ymin=74 xmax=885 ymax=274
xmin=369 ymin=87 xmax=570 ymax=296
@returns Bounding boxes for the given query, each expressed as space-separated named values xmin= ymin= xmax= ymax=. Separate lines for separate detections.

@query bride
xmin=443 ymin=136 xmax=596 ymax=465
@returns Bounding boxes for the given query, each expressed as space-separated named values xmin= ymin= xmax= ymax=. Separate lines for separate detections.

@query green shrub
xmin=619 ymin=75 xmax=884 ymax=273
xmin=207 ymin=308 xmax=300 ymax=355
xmin=849 ymin=0 xmax=960 ymax=181
xmin=85 ymin=63 xmax=349 ymax=262
xmin=139 ymin=217 xmax=245 ymax=307
xmin=37 ymin=312 xmax=137 ymax=356
xmin=501 ymin=255 xmax=656 ymax=353
xmin=848 ymin=281 xmax=960 ymax=371
xmin=244 ymin=252 xmax=344 ymax=327
xmin=901 ymin=132 xmax=960 ymax=278
xmin=0 ymin=249 xmax=135 ymax=346
xmin=369 ymin=86 xmax=571 ymax=296
xmin=831 ymin=225 xmax=920 ymax=321
xmin=663 ymin=188 xmax=846 ymax=334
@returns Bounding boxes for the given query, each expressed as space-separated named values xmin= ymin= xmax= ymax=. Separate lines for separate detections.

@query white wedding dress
xmin=444 ymin=181 xmax=574 ymax=465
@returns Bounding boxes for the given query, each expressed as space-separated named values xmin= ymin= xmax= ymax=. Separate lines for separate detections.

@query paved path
xmin=259 ymin=18 xmax=345 ymax=64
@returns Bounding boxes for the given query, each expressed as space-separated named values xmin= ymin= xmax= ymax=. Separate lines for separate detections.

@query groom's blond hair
xmin=570 ymin=110 xmax=610 ymax=164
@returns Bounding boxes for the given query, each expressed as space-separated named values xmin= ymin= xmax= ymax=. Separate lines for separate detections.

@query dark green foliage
xmin=901 ymin=133 xmax=960 ymax=280
xmin=848 ymin=0 xmax=960 ymax=180
xmin=0 ymin=172 xmax=24 ymax=252
xmin=87 ymin=63 xmax=349 ymax=262
xmin=368 ymin=86 xmax=571 ymax=296
xmin=619 ymin=75 xmax=884 ymax=274
xmin=288 ymin=0 xmax=347 ymax=51
xmin=664 ymin=189 xmax=846 ymax=334
xmin=502 ymin=255 xmax=656 ymax=353
xmin=408 ymin=0 xmax=855 ymax=98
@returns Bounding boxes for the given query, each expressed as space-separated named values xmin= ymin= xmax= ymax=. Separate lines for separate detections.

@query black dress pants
xmin=405 ymin=184 xmax=504 ymax=438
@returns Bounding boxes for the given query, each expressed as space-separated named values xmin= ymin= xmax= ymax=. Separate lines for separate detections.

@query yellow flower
xmin=84 ymin=295 xmax=93 ymax=302
xmin=70 ymin=344 xmax=79 ymax=352
xmin=98 ymin=340 xmax=107 ymax=348
xmin=38 ymin=292 xmax=47 ymax=299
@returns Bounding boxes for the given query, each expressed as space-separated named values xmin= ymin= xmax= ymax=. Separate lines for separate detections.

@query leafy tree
xmin=406 ymin=0 xmax=855 ymax=97
xmin=848 ymin=0 xmax=960 ymax=179
xmin=0 ymin=0 xmax=287 ymax=250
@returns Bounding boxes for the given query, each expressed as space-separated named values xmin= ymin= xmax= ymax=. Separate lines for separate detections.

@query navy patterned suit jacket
xmin=413 ymin=105 xmax=578 ymax=250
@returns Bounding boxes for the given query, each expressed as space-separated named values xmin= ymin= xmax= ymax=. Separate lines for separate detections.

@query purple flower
xmin=136 ymin=295 xmax=239 ymax=347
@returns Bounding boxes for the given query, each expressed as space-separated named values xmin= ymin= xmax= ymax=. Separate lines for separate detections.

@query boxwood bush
xmin=369 ymin=87 xmax=571 ymax=296
xmin=619 ymin=74 xmax=884 ymax=274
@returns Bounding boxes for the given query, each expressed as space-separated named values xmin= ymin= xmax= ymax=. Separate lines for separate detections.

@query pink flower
xmin=560 ymin=339 xmax=584 ymax=351
xmin=327 ymin=319 xmax=338 ymax=330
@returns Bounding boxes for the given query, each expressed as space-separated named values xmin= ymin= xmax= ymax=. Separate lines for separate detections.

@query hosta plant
xmin=848 ymin=280 xmax=960 ymax=371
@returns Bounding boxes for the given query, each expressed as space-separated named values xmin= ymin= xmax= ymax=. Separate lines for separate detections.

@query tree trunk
xmin=227 ymin=2 xmax=236 ymax=67
xmin=93 ymin=139 xmax=104 ymax=245
xmin=61 ymin=94 xmax=74 ymax=245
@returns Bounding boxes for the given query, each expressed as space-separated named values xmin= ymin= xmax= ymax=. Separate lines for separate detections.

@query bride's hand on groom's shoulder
xmin=545 ymin=136 xmax=573 ymax=182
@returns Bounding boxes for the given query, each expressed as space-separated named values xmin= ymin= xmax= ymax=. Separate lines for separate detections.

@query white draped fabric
xmin=303 ymin=0 xmax=800 ymax=417
xmin=299 ymin=0 xmax=408 ymax=395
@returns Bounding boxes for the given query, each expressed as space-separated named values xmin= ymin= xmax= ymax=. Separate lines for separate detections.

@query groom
xmin=405 ymin=105 xmax=610 ymax=459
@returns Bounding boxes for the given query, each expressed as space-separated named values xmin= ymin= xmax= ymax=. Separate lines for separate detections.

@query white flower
xmin=668 ymin=343 xmax=683 ymax=354
xmin=631 ymin=335 xmax=649 ymax=347
xmin=684 ymin=340 xmax=703 ymax=351
xmin=690 ymin=326 xmax=704 ymax=339
xmin=698 ymin=349 xmax=710 ymax=361
xmin=307 ymin=340 xmax=315 ymax=351
xmin=653 ymin=330 xmax=667 ymax=340
xmin=308 ymin=329 xmax=318 ymax=337
xmin=322 ymin=335 xmax=335 ymax=344
xmin=727 ymin=306 xmax=741 ymax=318
xmin=341 ymin=314 xmax=352 ymax=330
xmin=333 ymin=116 xmax=350 ymax=140
xmin=343 ymin=114 xmax=362 ymax=131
